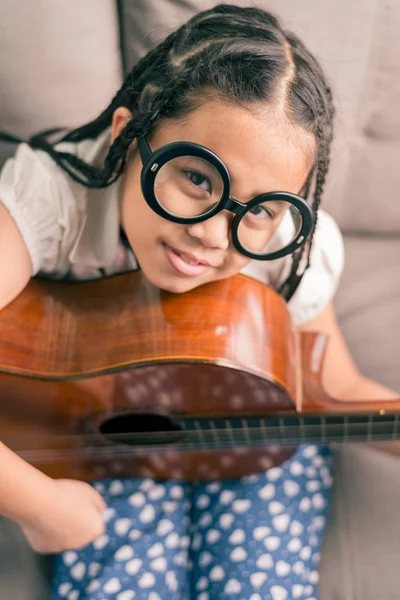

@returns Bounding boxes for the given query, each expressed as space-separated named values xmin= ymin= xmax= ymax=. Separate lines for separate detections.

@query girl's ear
xmin=111 ymin=107 xmax=133 ymax=143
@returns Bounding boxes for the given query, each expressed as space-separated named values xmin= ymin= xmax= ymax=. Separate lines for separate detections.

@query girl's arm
xmin=0 ymin=202 xmax=32 ymax=310
xmin=0 ymin=440 xmax=58 ymax=523
xmin=0 ymin=440 xmax=106 ymax=552
xmin=300 ymin=301 xmax=400 ymax=453
xmin=0 ymin=202 xmax=107 ymax=552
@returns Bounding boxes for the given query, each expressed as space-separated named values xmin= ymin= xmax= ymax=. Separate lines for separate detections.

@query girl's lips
xmin=162 ymin=242 xmax=210 ymax=277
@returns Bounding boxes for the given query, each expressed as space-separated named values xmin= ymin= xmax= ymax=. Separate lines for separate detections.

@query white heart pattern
xmin=228 ymin=529 xmax=246 ymax=545
xmin=150 ymin=557 xmax=167 ymax=572
xmin=148 ymin=485 xmax=166 ymax=501
xmin=63 ymin=552 xmax=78 ymax=567
xmin=253 ymin=526 xmax=271 ymax=541
xmin=258 ymin=484 xmax=275 ymax=501
xmin=283 ymin=480 xmax=300 ymax=497
xmin=256 ymin=553 xmax=273 ymax=569
xmin=93 ymin=534 xmax=110 ymax=550
xmin=156 ymin=519 xmax=174 ymax=536
xmin=117 ymin=591 xmax=136 ymax=600
xmin=125 ymin=559 xmax=143 ymax=576
xmin=230 ymin=547 xmax=247 ymax=561
xmin=250 ymin=572 xmax=267 ymax=588
xmin=219 ymin=513 xmax=235 ymax=529
xmin=114 ymin=519 xmax=132 ymax=536
xmin=264 ymin=536 xmax=281 ymax=552
xmin=139 ymin=505 xmax=156 ymax=524
xmin=270 ymin=585 xmax=288 ymax=600
xmin=115 ymin=546 xmax=134 ymax=561
xmin=128 ymin=492 xmax=146 ymax=507
xmin=269 ymin=501 xmax=285 ymax=515
xmin=58 ymin=582 xmax=72 ymax=597
xmin=232 ymin=499 xmax=251 ymax=513
xmin=138 ymin=573 xmax=156 ymax=589
xmin=224 ymin=579 xmax=242 ymax=594
xmin=104 ymin=578 xmax=121 ymax=594
xmin=292 ymin=585 xmax=304 ymax=599
xmin=109 ymin=480 xmax=124 ymax=495
xmin=272 ymin=514 xmax=290 ymax=533
xmin=275 ymin=560 xmax=291 ymax=577
xmin=147 ymin=543 xmax=164 ymax=558
xmin=209 ymin=566 xmax=225 ymax=581
xmin=70 ymin=562 xmax=86 ymax=581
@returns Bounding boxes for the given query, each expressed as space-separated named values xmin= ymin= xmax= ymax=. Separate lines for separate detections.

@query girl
xmin=0 ymin=4 xmax=396 ymax=599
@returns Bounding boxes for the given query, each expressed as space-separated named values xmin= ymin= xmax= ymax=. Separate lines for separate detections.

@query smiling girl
xmin=0 ymin=5 xmax=396 ymax=599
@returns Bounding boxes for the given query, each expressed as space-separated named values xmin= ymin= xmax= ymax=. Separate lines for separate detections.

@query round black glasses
xmin=137 ymin=136 xmax=313 ymax=261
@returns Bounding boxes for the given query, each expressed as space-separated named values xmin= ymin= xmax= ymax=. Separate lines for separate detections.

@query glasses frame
xmin=137 ymin=135 xmax=313 ymax=261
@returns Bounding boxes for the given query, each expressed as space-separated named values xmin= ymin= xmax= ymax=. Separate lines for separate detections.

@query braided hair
xmin=25 ymin=4 xmax=336 ymax=300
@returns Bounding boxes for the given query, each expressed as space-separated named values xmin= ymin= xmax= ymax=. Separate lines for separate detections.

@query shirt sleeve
xmin=0 ymin=143 xmax=83 ymax=276
xmin=282 ymin=210 xmax=345 ymax=325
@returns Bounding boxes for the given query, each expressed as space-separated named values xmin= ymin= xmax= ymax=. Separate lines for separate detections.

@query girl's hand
xmin=19 ymin=479 xmax=107 ymax=553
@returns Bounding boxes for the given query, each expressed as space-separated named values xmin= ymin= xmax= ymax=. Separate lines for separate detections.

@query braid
xmin=306 ymin=117 xmax=334 ymax=267
xmin=278 ymin=56 xmax=335 ymax=299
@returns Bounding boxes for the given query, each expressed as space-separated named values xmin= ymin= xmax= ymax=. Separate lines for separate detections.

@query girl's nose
xmin=186 ymin=211 xmax=231 ymax=250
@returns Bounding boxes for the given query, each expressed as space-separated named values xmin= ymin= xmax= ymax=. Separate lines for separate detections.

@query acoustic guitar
xmin=0 ymin=271 xmax=398 ymax=481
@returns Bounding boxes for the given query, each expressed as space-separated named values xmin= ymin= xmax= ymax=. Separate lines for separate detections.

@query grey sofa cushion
xmin=319 ymin=443 xmax=400 ymax=600
xmin=335 ymin=234 xmax=400 ymax=392
xmin=0 ymin=517 xmax=52 ymax=600
xmin=0 ymin=0 xmax=123 ymax=139
xmin=120 ymin=0 xmax=400 ymax=234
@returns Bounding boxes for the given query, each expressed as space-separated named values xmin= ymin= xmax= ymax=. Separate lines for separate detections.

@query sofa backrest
xmin=0 ymin=0 xmax=122 ymax=139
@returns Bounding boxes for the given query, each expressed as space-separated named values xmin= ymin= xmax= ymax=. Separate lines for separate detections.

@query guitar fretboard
xmin=14 ymin=412 xmax=400 ymax=463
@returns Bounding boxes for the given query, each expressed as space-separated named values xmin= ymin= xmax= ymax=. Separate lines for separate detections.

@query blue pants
xmin=53 ymin=445 xmax=332 ymax=600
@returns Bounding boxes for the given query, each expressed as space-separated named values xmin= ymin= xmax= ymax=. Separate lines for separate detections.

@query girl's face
xmin=114 ymin=100 xmax=314 ymax=293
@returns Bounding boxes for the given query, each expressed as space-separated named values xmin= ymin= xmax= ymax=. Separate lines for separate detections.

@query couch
xmin=1 ymin=1 xmax=400 ymax=598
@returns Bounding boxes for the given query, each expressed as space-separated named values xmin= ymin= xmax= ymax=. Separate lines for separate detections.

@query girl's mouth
xmin=162 ymin=242 xmax=210 ymax=277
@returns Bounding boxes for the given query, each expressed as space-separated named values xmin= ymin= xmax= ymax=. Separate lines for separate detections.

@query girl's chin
xmin=140 ymin=267 xmax=204 ymax=294
xmin=157 ymin=275 xmax=207 ymax=294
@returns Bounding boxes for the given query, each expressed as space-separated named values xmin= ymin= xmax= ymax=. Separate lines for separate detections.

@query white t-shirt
xmin=0 ymin=130 xmax=344 ymax=325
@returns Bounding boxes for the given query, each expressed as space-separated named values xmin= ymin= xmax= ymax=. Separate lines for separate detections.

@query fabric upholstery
xmin=0 ymin=517 xmax=52 ymax=600
xmin=335 ymin=234 xmax=400 ymax=392
xmin=319 ymin=443 xmax=400 ymax=600
xmin=0 ymin=0 xmax=122 ymax=139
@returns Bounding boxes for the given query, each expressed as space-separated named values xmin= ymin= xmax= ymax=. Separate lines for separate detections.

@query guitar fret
xmin=392 ymin=414 xmax=399 ymax=440
xmin=209 ymin=420 xmax=220 ymax=447
xmin=260 ymin=418 xmax=269 ymax=442
xmin=194 ymin=420 xmax=207 ymax=448
xmin=241 ymin=418 xmax=251 ymax=446
xmin=279 ymin=417 xmax=286 ymax=442
xmin=367 ymin=415 xmax=373 ymax=442
xmin=225 ymin=420 xmax=236 ymax=447
xmin=343 ymin=415 xmax=349 ymax=442
xmin=320 ymin=416 xmax=327 ymax=444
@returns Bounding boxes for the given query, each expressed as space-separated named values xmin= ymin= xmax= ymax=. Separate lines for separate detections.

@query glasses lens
xmin=237 ymin=200 xmax=304 ymax=256
xmin=153 ymin=155 xmax=224 ymax=219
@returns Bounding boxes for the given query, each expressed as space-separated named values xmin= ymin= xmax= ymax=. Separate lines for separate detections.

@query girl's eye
xmin=183 ymin=170 xmax=212 ymax=194
xmin=248 ymin=204 xmax=274 ymax=220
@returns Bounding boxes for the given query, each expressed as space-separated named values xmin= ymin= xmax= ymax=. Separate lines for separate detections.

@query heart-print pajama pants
xmin=53 ymin=444 xmax=332 ymax=600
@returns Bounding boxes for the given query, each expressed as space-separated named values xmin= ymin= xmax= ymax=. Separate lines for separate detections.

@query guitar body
xmin=0 ymin=272 xmax=399 ymax=480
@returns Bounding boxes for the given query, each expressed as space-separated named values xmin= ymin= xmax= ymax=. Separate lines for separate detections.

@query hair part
xmin=29 ymin=3 xmax=335 ymax=299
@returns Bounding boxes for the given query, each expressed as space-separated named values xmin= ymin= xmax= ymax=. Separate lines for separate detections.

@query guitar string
xmin=15 ymin=431 xmax=400 ymax=461
xmin=5 ymin=418 xmax=397 ymax=442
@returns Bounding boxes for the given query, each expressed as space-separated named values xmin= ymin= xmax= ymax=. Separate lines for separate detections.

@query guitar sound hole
xmin=98 ymin=412 xmax=186 ymax=446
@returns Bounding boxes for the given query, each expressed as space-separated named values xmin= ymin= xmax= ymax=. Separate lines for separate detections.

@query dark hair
xmin=27 ymin=4 xmax=336 ymax=299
